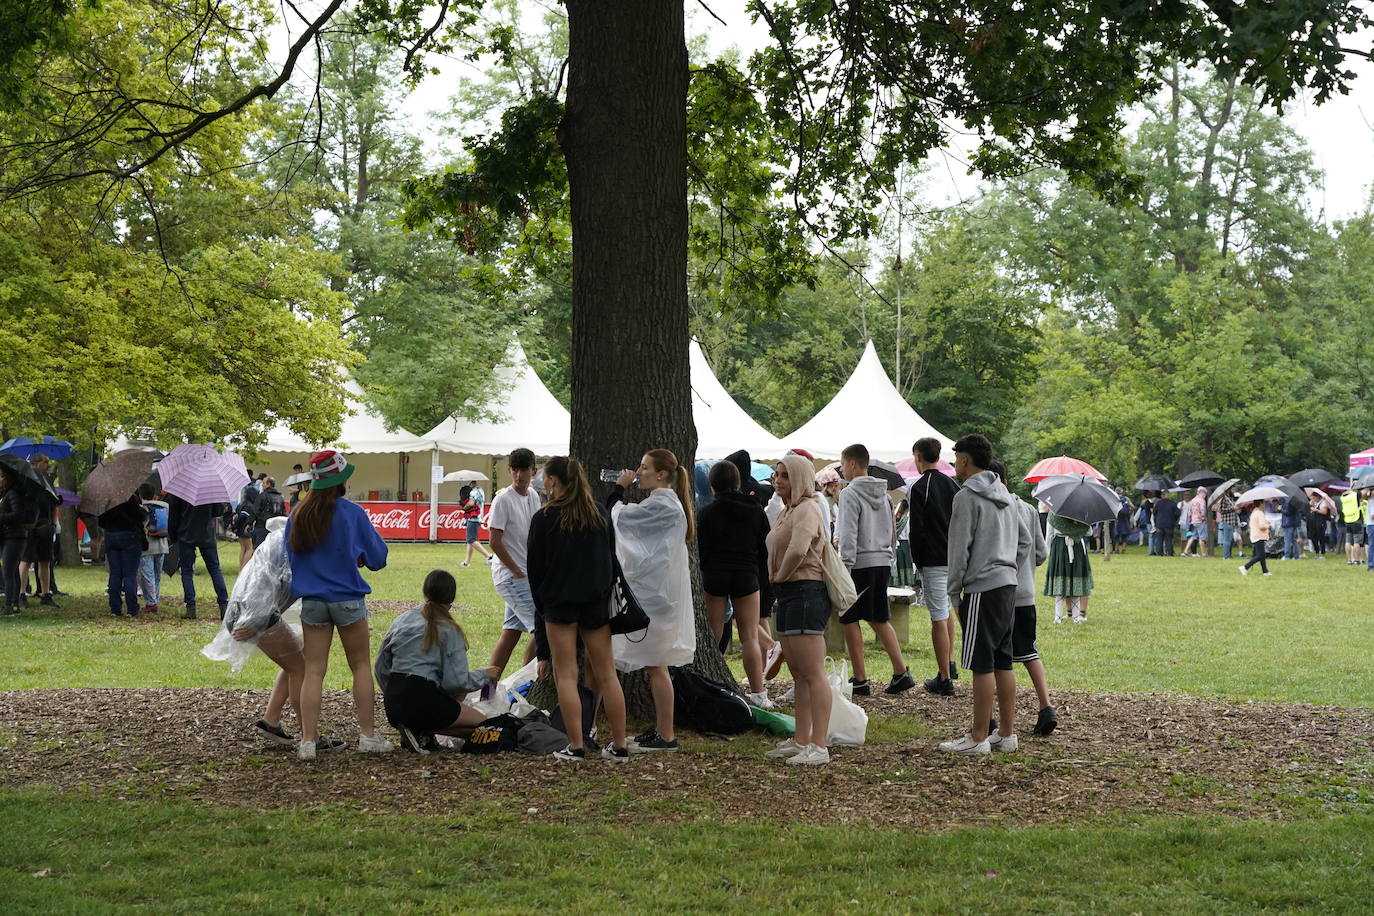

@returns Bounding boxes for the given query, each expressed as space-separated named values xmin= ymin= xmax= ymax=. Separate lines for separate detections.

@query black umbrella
xmin=1135 ymin=474 xmax=1173 ymax=491
xmin=1288 ymin=468 xmax=1338 ymax=489
xmin=867 ymin=461 xmax=907 ymax=491
xmin=1179 ymin=469 xmax=1224 ymax=488
xmin=0 ymin=452 xmax=60 ymax=507
xmin=1031 ymin=473 xmax=1122 ymax=524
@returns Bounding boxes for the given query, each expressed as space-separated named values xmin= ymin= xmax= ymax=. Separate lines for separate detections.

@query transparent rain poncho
xmin=201 ymin=516 xmax=299 ymax=672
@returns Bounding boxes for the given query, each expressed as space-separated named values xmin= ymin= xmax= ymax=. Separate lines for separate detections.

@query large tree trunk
xmin=556 ymin=0 xmax=734 ymax=719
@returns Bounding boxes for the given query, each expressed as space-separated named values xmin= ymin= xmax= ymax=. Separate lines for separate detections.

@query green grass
xmin=0 ymin=788 xmax=1370 ymax=913
xmin=4 ymin=546 xmax=1371 ymax=707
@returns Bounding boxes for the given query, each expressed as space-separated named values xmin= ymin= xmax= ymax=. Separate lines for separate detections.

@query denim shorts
xmin=494 ymin=574 xmax=536 ymax=633
xmin=917 ymin=567 xmax=950 ymax=621
xmin=300 ymin=597 xmax=369 ymax=628
xmin=773 ymin=579 xmax=829 ymax=636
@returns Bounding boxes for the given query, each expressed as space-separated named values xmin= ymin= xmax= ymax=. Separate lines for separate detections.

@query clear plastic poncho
xmin=611 ymin=488 xmax=696 ymax=672
xmin=201 ymin=517 xmax=299 ymax=672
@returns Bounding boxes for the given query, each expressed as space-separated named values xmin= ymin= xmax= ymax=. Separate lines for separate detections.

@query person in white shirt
xmin=486 ymin=448 xmax=544 ymax=677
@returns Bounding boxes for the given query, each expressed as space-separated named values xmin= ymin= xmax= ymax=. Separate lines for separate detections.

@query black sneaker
xmin=39 ymin=595 xmax=58 ymax=607
xmin=884 ymin=668 xmax=917 ymax=694
xmin=316 ymin=735 xmax=347 ymax=753
xmin=254 ymin=719 xmax=296 ymax=746
xmin=949 ymin=661 xmax=958 ymax=680
xmin=988 ymin=717 xmax=998 ymax=737
xmin=553 ymin=744 xmax=586 ymax=761
xmin=628 ymin=729 xmax=679 ymax=753
xmin=396 ymin=725 xmax=432 ymax=755
xmin=923 ymin=676 xmax=954 ymax=696
xmin=849 ymin=678 xmax=871 ymax=697
xmin=1032 ymin=706 xmax=1059 ymax=736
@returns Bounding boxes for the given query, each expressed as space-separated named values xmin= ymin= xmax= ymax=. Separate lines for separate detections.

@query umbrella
xmin=1233 ymin=485 xmax=1288 ymax=506
xmin=156 ymin=443 xmax=247 ymax=506
xmin=283 ymin=471 xmax=312 ymax=487
xmin=79 ymin=448 xmax=159 ymax=515
xmin=1178 ymin=469 xmax=1224 ymax=488
xmin=1024 ymin=455 xmax=1105 ymax=483
xmin=1031 ymin=473 xmax=1122 ymax=524
xmin=1352 ymin=466 xmax=1374 ymax=487
xmin=55 ymin=487 xmax=81 ymax=507
xmin=1305 ymin=487 xmax=1338 ymax=514
xmin=1206 ymin=478 xmax=1241 ymax=509
xmin=441 ymin=469 xmax=490 ymax=483
xmin=1255 ymin=474 xmax=1307 ymax=508
xmin=1135 ymin=474 xmax=1173 ymax=491
xmin=1288 ymin=468 xmax=1338 ymax=489
xmin=0 ymin=453 xmax=60 ymax=508
xmin=894 ymin=456 xmax=958 ymax=478
xmin=824 ymin=460 xmax=907 ymax=491
xmin=0 ymin=436 xmax=76 ymax=461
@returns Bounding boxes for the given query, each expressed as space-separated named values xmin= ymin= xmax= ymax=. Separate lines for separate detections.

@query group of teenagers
xmin=222 ymin=430 xmax=1070 ymax=767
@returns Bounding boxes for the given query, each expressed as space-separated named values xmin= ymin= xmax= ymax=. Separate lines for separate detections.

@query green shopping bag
xmin=751 ymin=706 xmax=795 ymax=737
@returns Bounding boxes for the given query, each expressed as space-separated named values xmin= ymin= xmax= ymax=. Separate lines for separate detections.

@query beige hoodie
xmin=766 ymin=455 xmax=825 ymax=583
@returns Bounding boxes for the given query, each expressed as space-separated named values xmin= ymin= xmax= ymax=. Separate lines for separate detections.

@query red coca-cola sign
xmin=360 ymin=502 xmax=490 ymax=541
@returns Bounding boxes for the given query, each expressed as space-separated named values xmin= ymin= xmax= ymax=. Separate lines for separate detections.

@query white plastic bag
xmin=497 ymin=658 xmax=539 ymax=703
xmin=825 ymin=656 xmax=868 ymax=746
xmin=200 ymin=627 xmax=258 ymax=673
xmin=202 ymin=518 xmax=294 ymax=672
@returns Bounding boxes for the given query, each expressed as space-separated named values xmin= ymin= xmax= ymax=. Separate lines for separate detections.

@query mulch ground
xmin=2 ymin=686 xmax=1371 ymax=829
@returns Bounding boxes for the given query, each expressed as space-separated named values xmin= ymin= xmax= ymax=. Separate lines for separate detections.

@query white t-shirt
xmin=487 ymin=485 xmax=543 ymax=583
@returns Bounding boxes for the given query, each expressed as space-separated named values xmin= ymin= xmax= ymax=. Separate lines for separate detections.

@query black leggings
xmin=1244 ymin=538 xmax=1269 ymax=573
xmin=2 ymin=536 xmax=24 ymax=607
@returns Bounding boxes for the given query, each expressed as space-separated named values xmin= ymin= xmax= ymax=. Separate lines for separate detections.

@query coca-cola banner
xmin=359 ymin=502 xmax=491 ymax=541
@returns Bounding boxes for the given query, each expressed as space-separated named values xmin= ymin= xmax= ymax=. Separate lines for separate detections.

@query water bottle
xmin=599 ymin=469 xmax=622 ymax=483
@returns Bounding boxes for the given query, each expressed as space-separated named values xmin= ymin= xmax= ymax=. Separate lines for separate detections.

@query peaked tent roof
xmin=424 ymin=341 xmax=571 ymax=457
xmin=258 ymin=377 xmax=433 ymax=454
xmin=784 ymin=340 xmax=954 ymax=462
xmin=690 ymin=340 xmax=787 ymax=460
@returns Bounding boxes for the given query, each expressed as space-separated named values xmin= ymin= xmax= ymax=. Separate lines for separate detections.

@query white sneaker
xmin=1238 ymin=565 xmax=1248 ymax=576
xmin=939 ymin=733 xmax=990 ymax=755
xmin=765 ymin=738 xmax=803 ymax=758
xmin=989 ymin=732 xmax=1019 ymax=753
xmin=777 ymin=685 xmax=795 ymax=704
xmin=786 ymin=744 xmax=830 ymax=766
xmin=1072 ymin=616 xmax=1085 ymax=624
xmin=358 ymin=733 xmax=394 ymax=753
xmin=1053 ymin=615 xmax=1064 ymax=624
xmin=297 ymin=739 xmax=316 ymax=761
xmin=746 ymin=690 xmax=776 ymax=710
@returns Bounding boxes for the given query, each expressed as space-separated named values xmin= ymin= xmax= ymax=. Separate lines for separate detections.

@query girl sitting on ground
xmin=374 ymin=569 xmax=499 ymax=753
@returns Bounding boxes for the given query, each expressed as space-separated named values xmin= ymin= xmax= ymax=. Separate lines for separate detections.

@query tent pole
xmin=429 ymin=447 xmax=440 ymax=542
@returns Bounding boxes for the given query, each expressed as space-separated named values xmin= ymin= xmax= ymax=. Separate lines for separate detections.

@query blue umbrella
xmin=0 ymin=436 xmax=75 ymax=460
xmin=750 ymin=462 xmax=774 ymax=483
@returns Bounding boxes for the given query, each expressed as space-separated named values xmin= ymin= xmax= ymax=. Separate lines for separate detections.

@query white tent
xmin=785 ymin=340 xmax=954 ymax=462
xmin=423 ymin=341 xmax=570 ymax=458
xmin=256 ymin=377 xmax=432 ymax=455
xmin=690 ymin=340 xmax=787 ymax=459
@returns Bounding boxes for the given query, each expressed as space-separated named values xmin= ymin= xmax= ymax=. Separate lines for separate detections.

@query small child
xmin=374 ymin=569 xmax=500 ymax=753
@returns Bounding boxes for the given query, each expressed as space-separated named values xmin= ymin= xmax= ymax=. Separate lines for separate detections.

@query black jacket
xmin=697 ymin=491 xmax=770 ymax=575
xmin=1153 ymin=497 xmax=1180 ymax=528
xmin=724 ymin=449 xmax=773 ymax=508
xmin=526 ymin=503 xmax=615 ymax=662
xmin=907 ymin=469 xmax=960 ymax=568
xmin=98 ymin=495 xmax=149 ymax=550
xmin=0 ymin=489 xmax=31 ymax=539
xmin=167 ymin=493 xmax=230 ymax=548
xmin=253 ymin=487 xmax=286 ymax=527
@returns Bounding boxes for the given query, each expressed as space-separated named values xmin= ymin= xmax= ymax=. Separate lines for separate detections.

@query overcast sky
xmin=396 ymin=2 xmax=1374 ymax=222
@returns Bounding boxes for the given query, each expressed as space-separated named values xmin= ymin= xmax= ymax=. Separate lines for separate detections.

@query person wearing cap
xmin=286 ymin=449 xmax=393 ymax=760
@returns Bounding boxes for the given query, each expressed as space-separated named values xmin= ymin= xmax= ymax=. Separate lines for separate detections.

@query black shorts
xmin=543 ymin=599 xmax=611 ymax=629
xmin=22 ymin=527 xmax=54 ymax=563
xmin=956 ymin=585 xmax=1016 ymax=674
xmin=701 ymin=567 xmax=760 ymax=600
xmin=1011 ymin=604 xmax=1039 ymax=663
xmin=773 ymin=579 xmax=829 ymax=636
xmin=1346 ymin=522 xmax=1365 ymax=544
xmin=839 ymin=565 xmax=891 ymax=624
xmin=383 ymin=673 xmax=461 ymax=733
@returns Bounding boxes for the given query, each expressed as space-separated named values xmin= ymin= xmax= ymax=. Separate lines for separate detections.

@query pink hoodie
xmin=766 ymin=455 xmax=825 ymax=583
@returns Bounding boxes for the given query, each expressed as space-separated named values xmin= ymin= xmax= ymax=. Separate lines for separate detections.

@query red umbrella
xmin=1023 ymin=455 xmax=1106 ymax=484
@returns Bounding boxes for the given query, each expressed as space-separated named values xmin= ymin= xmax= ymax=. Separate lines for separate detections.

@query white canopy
xmin=690 ymin=340 xmax=787 ymax=460
xmin=424 ymin=341 xmax=571 ymax=457
xmin=785 ymin=340 xmax=954 ymax=462
xmin=257 ymin=377 xmax=432 ymax=454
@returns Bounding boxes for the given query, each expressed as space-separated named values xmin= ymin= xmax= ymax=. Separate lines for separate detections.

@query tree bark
xmin=558 ymin=0 xmax=734 ymax=719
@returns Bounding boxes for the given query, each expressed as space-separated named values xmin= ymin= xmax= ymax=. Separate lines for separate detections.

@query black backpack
xmin=460 ymin=713 xmax=526 ymax=754
xmin=670 ymin=668 xmax=754 ymax=735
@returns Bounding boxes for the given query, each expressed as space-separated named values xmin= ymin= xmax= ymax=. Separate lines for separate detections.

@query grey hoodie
xmin=1014 ymin=497 xmax=1047 ymax=605
xmin=837 ymin=475 xmax=894 ymax=570
xmin=946 ymin=469 xmax=1026 ymax=598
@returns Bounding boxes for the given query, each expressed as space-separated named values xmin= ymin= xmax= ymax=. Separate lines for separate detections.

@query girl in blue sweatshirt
xmin=286 ymin=449 xmax=390 ymax=760
xmin=376 ymin=569 xmax=499 ymax=752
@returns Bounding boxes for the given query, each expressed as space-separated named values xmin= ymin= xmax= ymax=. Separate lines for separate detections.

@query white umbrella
xmin=1232 ymin=485 xmax=1288 ymax=506
xmin=157 ymin=444 xmax=247 ymax=506
xmin=442 ymin=469 xmax=490 ymax=483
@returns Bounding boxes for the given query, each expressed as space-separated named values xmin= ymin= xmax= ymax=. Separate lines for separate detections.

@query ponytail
xmin=420 ymin=569 xmax=464 ymax=651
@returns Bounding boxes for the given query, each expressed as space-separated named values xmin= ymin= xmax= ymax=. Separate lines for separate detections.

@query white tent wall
xmin=423 ymin=341 xmax=571 ymax=458
xmin=250 ymin=451 xmax=432 ymax=502
xmin=690 ymin=339 xmax=788 ymax=460
xmin=785 ymin=340 xmax=955 ymax=462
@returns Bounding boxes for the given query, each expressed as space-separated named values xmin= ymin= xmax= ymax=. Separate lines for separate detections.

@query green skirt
xmin=1043 ymin=534 xmax=1094 ymax=597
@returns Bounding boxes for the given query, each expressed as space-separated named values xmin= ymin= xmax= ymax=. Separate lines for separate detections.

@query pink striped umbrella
xmin=156 ymin=444 xmax=248 ymax=506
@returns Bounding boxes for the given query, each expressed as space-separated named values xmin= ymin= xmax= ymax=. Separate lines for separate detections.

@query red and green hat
xmin=309 ymin=449 xmax=355 ymax=490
